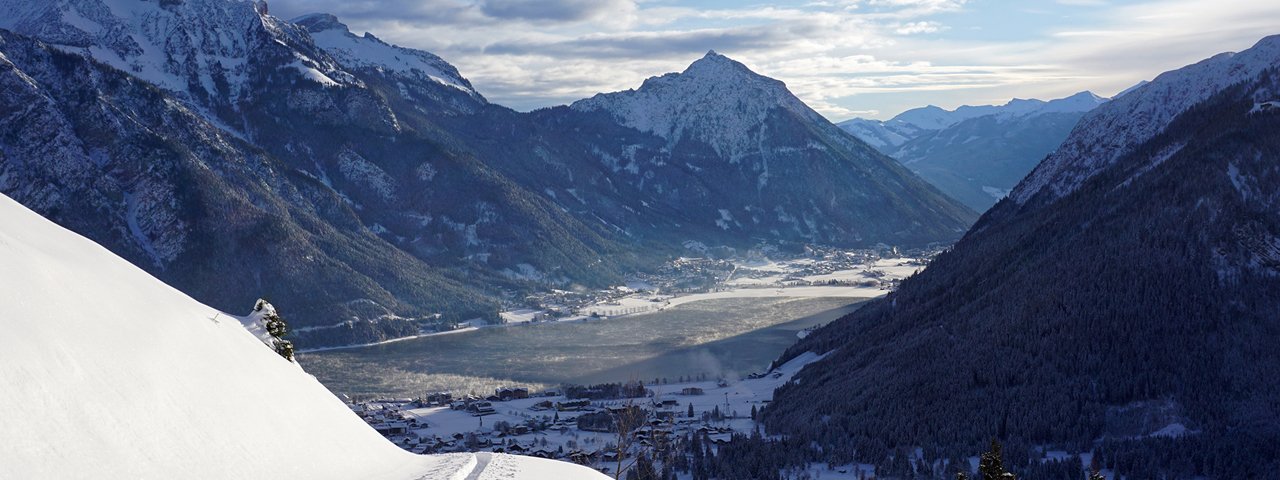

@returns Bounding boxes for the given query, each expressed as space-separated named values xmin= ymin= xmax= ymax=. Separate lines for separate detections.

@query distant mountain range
xmin=839 ymin=92 xmax=1110 ymax=211
xmin=765 ymin=34 xmax=1280 ymax=478
xmin=0 ymin=0 xmax=974 ymax=347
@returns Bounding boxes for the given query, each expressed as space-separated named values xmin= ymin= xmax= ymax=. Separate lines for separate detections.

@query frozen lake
xmin=303 ymin=296 xmax=866 ymax=397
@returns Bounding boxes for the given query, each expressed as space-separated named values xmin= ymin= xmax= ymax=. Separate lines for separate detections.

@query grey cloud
xmin=483 ymin=24 xmax=803 ymax=59
xmin=269 ymin=0 xmax=632 ymax=25
xmin=268 ymin=0 xmax=483 ymax=24
xmin=477 ymin=0 xmax=632 ymax=22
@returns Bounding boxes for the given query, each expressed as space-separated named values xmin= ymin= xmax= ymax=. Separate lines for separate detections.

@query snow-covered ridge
xmin=836 ymin=118 xmax=911 ymax=150
xmin=0 ymin=0 xmax=483 ymax=112
xmin=840 ymin=91 xmax=1108 ymax=148
xmin=0 ymin=0 xmax=349 ymax=106
xmin=897 ymin=91 xmax=1107 ymax=129
xmin=1012 ymin=34 xmax=1280 ymax=204
xmin=294 ymin=13 xmax=483 ymax=99
xmin=0 ymin=192 xmax=606 ymax=479
xmin=570 ymin=50 xmax=833 ymax=162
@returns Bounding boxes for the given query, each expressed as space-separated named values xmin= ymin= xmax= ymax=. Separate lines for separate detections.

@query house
xmin=680 ymin=387 xmax=704 ymax=396
xmin=468 ymin=401 xmax=496 ymax=416
xmin=555 ymin=399 xmax=591 ymax=411
xmin=425 ymin=392 xmax=453 ymax=406
xmin=495 ymin=387 xmax=530 ymax=401
xmin=529 ymin=400 xmax=554 ymax=411
xmin=373 ymin=421 xmax=410 ymax=436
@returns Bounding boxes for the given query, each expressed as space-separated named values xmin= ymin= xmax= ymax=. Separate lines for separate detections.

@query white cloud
xmin=894 ymin=21 xmax=941 ymax=35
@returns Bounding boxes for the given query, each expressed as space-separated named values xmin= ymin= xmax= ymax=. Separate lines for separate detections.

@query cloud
xmin=482 ymin=25 xmax=803 ymax=58
xmin=1054 ymin=0 xmax=1109 ymax=5
xmin=894 ymin=21 xmax=941 ymax=35
xmin=477 ymin=0 xmax=635 ymax=23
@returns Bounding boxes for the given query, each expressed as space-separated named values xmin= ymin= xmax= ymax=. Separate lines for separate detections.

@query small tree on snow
xmin=255 ymin=299 xmax=294 ymax=362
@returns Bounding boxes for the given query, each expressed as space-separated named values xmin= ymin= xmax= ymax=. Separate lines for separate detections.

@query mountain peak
xmin=571 ymin=52 xmax=818 ymax=160
xmin=298 ymin=12 xmax=483 ymax=99
xmin=682 ymin=49 xmax=757 ymax=79
xmin=292 ymin=12 xmax=348 ymax=33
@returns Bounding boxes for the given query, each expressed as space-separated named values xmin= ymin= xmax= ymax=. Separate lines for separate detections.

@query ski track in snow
xmin=463 ymin=452 xmax=493 ymax=480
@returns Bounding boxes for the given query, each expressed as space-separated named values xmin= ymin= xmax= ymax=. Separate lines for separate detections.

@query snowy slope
xmin=1013 ymin=35 xmax=1280 ymax=204
xmin=295 ymin=13 xmax=482 ymax=99
xmin=834 ymin=118 xmax=911 ymax=150
xmin=0 ymin=193 xmax=606 ymax=480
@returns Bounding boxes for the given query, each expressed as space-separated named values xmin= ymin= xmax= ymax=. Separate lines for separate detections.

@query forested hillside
xmin=757 ymin=40 xmax=1280 ymax=478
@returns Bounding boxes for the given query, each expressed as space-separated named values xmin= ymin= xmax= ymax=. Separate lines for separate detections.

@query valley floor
xmin=350 ymin=352 xmax=829 ymax=477
xmin=301 ymin=253 xmax=926 ymax=354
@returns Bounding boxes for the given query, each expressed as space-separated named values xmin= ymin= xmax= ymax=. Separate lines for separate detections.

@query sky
xmin=267 ymin=0 xmax=1280 ymax=121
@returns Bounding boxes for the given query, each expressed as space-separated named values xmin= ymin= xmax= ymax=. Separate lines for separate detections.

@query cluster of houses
xmin=350 ymin=399 xmax=428 ymax=452
xmin=348 ymin=387 xmax=744 ymax=470
xmin=442 ymin=387 xmax=541 ymax=416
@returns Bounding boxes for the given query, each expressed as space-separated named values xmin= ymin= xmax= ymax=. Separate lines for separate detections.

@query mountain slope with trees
xmin=761 ymin=35 xmax=1280 ymax=478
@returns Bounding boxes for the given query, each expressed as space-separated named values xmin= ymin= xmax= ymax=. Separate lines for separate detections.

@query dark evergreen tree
xmin=1088 ymin=454 xmax=1104 ymax=480
xmin=274 ymin=340 xmax=295 ymax=362
xmin=627 ymin=452 xmax=659 ymax=480
xmin=978 ymin=439 xmax=1014 ymax=480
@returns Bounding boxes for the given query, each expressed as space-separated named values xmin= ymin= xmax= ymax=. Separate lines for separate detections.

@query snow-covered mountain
xmin=838 ymin=92 xmax=1107 ymax=149
xmin=0 ymin=0 xmax=348 ymax=114
xmin=0 ymin=192 xmax=606 ymax=479
xmin=296 ymin=13 xmax=479 ymax=96
xmin=1014 ymin=35 xmax=1280 ymax=204
xmin=762 ymin=34 xmax=1280 ymax=478
xmin=574 ymin=51 xmax=832 ymax=162
xmin=564 ymin=51 xmax=976 ymax=246
xmin=294 ymin=12 xmax=486 ymax=115
xmin=836 ymin=92 xmax=1109 ymax=211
